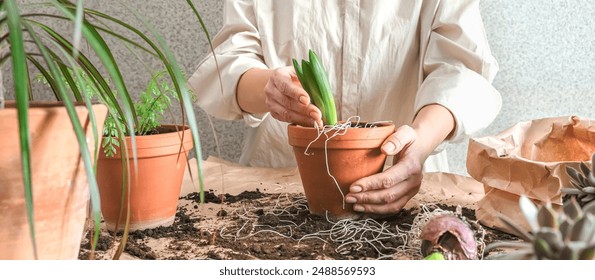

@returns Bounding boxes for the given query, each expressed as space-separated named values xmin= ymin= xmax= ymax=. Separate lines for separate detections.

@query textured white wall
xmin=3 ymin=0 xmax=594 ymax=175
xmin=448 ymin=0 xmax=595 ymax=174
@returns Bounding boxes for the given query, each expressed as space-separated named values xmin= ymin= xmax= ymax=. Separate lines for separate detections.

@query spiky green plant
xmin=1 ymin=0 xmax=210 ymax=259
xmin=484 ymin=196 xmax=595 ymax=260
xmin=292 ymin=49 xmax=337 ymax=126
xmin=563 ymin=153 xmax=595 ymax=206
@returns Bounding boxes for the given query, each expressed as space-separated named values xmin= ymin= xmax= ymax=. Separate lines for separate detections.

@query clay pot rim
xmin=99 ymin=124 xmax=193 ymax=159
xmin=288 ymin=121 xmax=395 ymax=137
xmin=114 ymin=124 xmax=192 ymax=141
xmin=287 ymin=121 xmax=396 ymax=149
xmin=290 ymin=120 xmax=394 ymax=129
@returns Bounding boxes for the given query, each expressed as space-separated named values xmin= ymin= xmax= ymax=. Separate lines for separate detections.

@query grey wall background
xmin=3 ymin=0 xmax=594 ymax=175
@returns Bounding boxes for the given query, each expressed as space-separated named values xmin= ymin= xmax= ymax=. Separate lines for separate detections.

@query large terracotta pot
xmin=0 ymin=101 xmax=108 ymax=259
xmin=97 ymin=125 xmax=193 ymax=232
xmin=287 ymin=122 xmax=395 ymax=219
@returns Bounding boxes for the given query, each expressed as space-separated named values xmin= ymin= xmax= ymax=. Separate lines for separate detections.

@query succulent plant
xmin=420 ymin=214 xmax=478 ymax=260
xmin=484 ymin=196 xmax=595 ymax=260
xmin=562 ymin=153 xmax=595 ymax=206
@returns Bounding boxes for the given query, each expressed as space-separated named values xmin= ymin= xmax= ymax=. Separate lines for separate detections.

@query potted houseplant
xmin=92 ymin=70 xmax=195 ymax=232
xmin=0 ymin=0 xmax=207 ymax=259
xmin=0 ymin=0 xmax=108 ymax=259
xmin=288 ymin=50 xmax=395 ymax=219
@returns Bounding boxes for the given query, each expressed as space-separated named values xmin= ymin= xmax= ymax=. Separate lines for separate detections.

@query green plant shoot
xmin=292 ymin=49 xmax=337 ymax=126
xmin=424 ymin=252 xmax=446 ymax=260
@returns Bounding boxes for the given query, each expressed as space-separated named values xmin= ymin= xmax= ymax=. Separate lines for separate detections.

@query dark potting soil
xmin=78 ymin=207 xmax=204 ymax=260
xmin=79 ymin=231 xmax=114 ymax=252
xmin=181 ymin=189 xmax=266 ymax=204
xmin=79 ymin=191 xmax=519 ymax=260
xmin=349 ymin=122 xmax=385 ymax=128
xmin=145 ymin=126 xmax=179 ymax=135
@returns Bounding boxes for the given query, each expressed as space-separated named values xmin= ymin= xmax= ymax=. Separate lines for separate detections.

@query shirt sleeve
xmin=415 ymin=0 xmax=502 ymax=152
xmin=187 ymin=0 xmax=269 ymax=127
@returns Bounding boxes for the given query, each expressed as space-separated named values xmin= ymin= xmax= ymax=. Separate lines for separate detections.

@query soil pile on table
xmin=79 ymin=190 xmax=518 ymax=260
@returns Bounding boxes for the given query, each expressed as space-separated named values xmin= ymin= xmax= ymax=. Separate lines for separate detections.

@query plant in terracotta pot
xmin=288 ymin=50 xmax=395 ymax=219
xmin=1 ymin=0 xmax=109 ymax=259
xmin=0 ymin=0 xmax=207 ymax=259
xmin=90 ymin=70 xmax=196 ymax=232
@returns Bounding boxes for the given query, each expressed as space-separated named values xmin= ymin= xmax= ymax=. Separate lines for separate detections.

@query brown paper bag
xmin=467 ymin=116 xmax=595 ymax=234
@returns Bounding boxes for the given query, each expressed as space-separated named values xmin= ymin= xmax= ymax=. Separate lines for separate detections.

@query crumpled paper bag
xmin=467 ymin=116 xmax=595 ymax=234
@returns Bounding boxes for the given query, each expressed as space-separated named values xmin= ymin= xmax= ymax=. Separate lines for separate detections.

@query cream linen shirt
xmin=189 ymin=0 xmax=502 ymax=171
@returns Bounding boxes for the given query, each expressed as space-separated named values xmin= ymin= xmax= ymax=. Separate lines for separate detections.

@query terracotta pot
xmin=0 ymin=101 xmax=108 ymax=259
xmin=287 ymin=122 xmax=395 ymax=219
xmin=97 ymin=125 xmax=193 ymax=232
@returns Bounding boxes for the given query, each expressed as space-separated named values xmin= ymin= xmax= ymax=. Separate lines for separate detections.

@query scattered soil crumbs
xmin=182 ymin=189 xmax=266 ymax=204
xmin=79 ymin=191 xmax=519 ymax=260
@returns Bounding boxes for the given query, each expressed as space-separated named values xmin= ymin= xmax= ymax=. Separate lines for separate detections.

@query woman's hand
xmin=264 ymin=67 xmax=323 ymax=127
xmin=344 ymin=125 xmax=425 ymax=214
xmin=344 ymin=104 xmax=456 ymax=215
xmin=237 ymin=67 xmax=322 ymax=127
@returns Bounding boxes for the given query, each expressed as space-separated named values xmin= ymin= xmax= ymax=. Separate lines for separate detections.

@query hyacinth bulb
xmin=420 ymin=214 xmax=478 ymax=260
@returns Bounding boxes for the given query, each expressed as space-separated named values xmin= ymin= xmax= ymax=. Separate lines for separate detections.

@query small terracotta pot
xmin=97 ymin=125 xmax=193 ymax=232
xmin=0 ymin=102 xmax=107 ymax=259
xmin=287 ymin=122 xmax=395 ymax=219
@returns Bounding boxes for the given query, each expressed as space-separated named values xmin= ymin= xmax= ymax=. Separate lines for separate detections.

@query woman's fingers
xmin=344 ymin=124 xmax=424 ymax=214
xmin=345 ymin=159 xmax=422 ymax=203
xmin=381 ymin=125 xmax=416 ymax=155
xmin=264 ymin=67 xmax=322 ymax=126
xmin=265 ymin=83 xmax=321 ymax=126
xmin=351 ymin=186 xmax=420 ymax=214
xmin=268 ymin=99 xmax=321 ymax=127
xmin=348 ymin=152 xmax=422 ymax=194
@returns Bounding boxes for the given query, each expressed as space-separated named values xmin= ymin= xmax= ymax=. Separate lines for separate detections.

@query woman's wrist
xmin=237 ymin=68 xmax=273 ymax=114
xmin=411 ymin=104 xmax=456 ymax=159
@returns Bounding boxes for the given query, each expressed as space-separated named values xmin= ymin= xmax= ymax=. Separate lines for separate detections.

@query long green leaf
xmin=75 ymin=7 xmax=180 ymax=96
xmin=112 ymin=120 xmax=131 ymax=260
xmin=80 ymin=7 xmax=185 ymax=122
xmin=52 ymin=1 xmax=138 ymax=132
xmin=24 ymin=8 xmax=105 ymax=256
xmin=80 ymin=4 xmax=197 ymax=249
xmin=50 ymin=0 xmax=141 ymax=253
xmin=186 ymin=0 xmax=224 ymax=109
xmin=50 ymin=41 xmax=104 ymax=257
xmin=308 ymin=50 xmax=337 ymax=125
xmin=27 ymin=19 xmax=127 ymax=123
xmin=5 ymin=0 xmax=37 ymax=259
xmin=301 ymin=60 xmax=325 ymax=120
xmin=71 ymin=0 xmax=84 ymax=57
xmin=26 ymin=54 xmax=61 ymax=101
xmin=25 ymin=51 xmax=81 ymax=102
xmin=92 ymin=25 xmax=158 ymax=58
xmin=57 ymin=62 xmax=83 ymax=102
xmin=292 ymin=58 xmax=312 ymax=100
xmin=22 ymin=13 xmax=159 ymax=59
xmin=128 ymin=4 xmax=206 ymax=203
xmin=64 ymin=3 xmax=203 ymax=142
xmin=52 ymin=4 xmax=140 ymax=213
xmin=75 ymin=4 xmax=193 ymax=144
xmin=66 ymin=69 xmax=101 ymax=200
